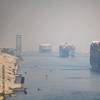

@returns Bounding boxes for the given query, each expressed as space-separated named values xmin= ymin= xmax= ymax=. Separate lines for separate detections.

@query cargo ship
xmin=90 ymin=41 xmax=100 ymax=72
xmin=59 ymin=43 xmax=75 ymax=57
xmin=39 ymin=43 xmax=52 ymax=53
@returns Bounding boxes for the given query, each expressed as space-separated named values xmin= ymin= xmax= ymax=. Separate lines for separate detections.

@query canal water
xmin=7 ymin=52 xmax=100 ymax=100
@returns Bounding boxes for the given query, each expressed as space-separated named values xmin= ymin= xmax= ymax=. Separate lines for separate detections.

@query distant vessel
xmin=59 ymin=43 xmax=75 ymax=57
xmin=39 ymin=43 xmax=52 ymax=53
xmin=90 ymin=41 xmax=100 ymax=72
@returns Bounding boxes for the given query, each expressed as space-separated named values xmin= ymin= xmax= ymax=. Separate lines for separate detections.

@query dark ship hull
xmin=90 ymin=41 xmax=100 ymax=72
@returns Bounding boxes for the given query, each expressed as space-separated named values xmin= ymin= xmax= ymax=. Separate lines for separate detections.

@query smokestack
xmin=16 ymin=33 xmax=22 ymax=58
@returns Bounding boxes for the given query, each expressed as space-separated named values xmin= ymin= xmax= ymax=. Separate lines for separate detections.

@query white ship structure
xmin=39 ymin=43 xmax=52 ymax=53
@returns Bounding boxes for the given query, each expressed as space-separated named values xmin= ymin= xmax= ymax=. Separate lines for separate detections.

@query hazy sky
xmin=0 ymin=0 xmax=100 ymax=52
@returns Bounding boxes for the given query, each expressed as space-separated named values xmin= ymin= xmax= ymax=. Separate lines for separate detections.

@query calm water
xmin=7 ymin=52 xmax=100 ymax=100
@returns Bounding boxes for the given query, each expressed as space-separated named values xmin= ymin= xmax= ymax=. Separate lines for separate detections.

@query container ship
xmin=59 ymin=43 xmax=75 ymax=57
xmin=90 ymin=41 xmax=100 ymax=72
xmin=39 ymin=43 xmax=52 ymax=53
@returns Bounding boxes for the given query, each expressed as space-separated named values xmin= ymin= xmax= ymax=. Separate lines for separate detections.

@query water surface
xmin=7 ymin=52 xmax=100 ymax=100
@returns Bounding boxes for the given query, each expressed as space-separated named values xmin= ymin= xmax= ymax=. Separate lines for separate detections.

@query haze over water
xmin=1 ymin=0 xmax=100 ymax=99
xmin=0 ymin=0 xmax=100 ymax=52
xmin=7 ymin=52 xmax=100 ymax=100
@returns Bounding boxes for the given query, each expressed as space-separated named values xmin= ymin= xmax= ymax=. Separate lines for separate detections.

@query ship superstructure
xmin=39 ymin=43 xmax=52 ymax=53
